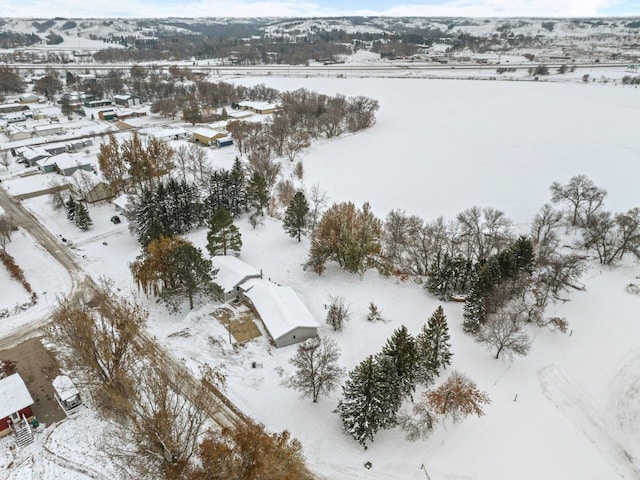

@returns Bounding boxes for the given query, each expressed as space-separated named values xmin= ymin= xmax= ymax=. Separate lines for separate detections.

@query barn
xmin=0 ymin=373 xmax=34 ymax=439
xmin=241 ymin=279 xmax=319 ymax=348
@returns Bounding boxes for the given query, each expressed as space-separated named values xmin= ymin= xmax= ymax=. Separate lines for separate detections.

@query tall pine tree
xmin=65 ymin=196 xmax=77 ymax=221
xmin=74 ymin=202 xmax=93 ymax=231
xmin=283 ymin=190 xmax=309 ymax=241
xmin=380 ymin=325 xmax=418 ymax=399
xmin=336 ymin=355 xmax=401 ymax=449
xmin=246 ymin=172 xmax=269 ymax=216
xmin=206 ymin=208 xmax=242 ymax=256
xmin=416 ymin=306 xmax=452 ymax=385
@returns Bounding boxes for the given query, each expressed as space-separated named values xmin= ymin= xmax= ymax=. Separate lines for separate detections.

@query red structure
xmin=0 ymin=373 xmax=34 ymax=437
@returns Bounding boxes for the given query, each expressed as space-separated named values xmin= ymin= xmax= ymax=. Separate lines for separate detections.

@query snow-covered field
xmin=1 ymin=77 xmax=640 ymax=479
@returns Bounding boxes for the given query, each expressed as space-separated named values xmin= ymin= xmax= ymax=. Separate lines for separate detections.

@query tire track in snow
xmin=539 ymin=365 xmax=640 ymax=479
xmin=606 ymin=351 xmax=640 ymax=473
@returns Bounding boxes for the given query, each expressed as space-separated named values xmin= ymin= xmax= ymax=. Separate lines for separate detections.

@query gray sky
xmin=0 ymin=0 xmax=638 ymax=18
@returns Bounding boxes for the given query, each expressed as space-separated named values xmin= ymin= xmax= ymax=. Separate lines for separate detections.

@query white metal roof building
xmin=241 ymin=279 xmax=319 ymax=348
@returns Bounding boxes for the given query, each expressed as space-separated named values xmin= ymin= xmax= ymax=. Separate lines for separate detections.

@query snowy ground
xmin=1 ymin=77 xmax=639 ymax=479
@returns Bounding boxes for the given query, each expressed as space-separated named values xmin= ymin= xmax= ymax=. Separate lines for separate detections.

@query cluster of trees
xmin=336 ymin=307 xmax=457 ymax=447
xmin=548 ymin=175 xmax=640 ymax=265
xmin=49 ymin=281 xmax=308 ymax=479
xmin=305 ymin=184 xmax=603 ymax=360
xmin=98 ymin=133 xmax=174 ymax=196
xmin=127 ymin=160 xmax=250 ymax=247
xmin=64 ymin=197 xmax=93 ymax=231
xmin=0 ymin=66 xmax=24 ymax=97
xmin=0 ymin=248 xmax=35 ymax=298
xmin=130 ymin=236 xmax=218 ymax=311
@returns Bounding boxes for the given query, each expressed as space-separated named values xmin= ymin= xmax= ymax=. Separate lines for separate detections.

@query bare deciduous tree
xmin=398 ymin=399 xmax=436 ymax=442
xmin=427 ymin=371 xmax=490 ymax=423
xmin=48 ymin=279 xmax=146 ymax=407
xmin=457 ymin=206 xmax=513 ymax=261
xmin=286 ymin=337 xmax=345 ymax=402
xmin=326 ymin=296 xmax=350 ymax=331
xmin=0 ymin=151 xmax=11 ymax=170
xmin=531 ymin=203 xmax=563 ymax=259
xmin=0 ymin=215 xmax=14 ymax=249
xmin=284 ymin=130 xmax=311 ymax=162
xmin=475 ymin=308 xmax=531 ymax=359
xmin=105 ymin=361 xmax=223 ymax=479
xmin=550 ymin=174 xmax=607 ymax=227
xmin=308 ymin=183 xmax=328 ymax=232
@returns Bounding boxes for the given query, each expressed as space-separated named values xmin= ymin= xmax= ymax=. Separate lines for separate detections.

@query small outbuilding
xmin=241 ymin=279 xmax=319 ymax=348
xmin=193 ymin=127 xmax=226 ymax=146
xmin=52 ymin=375 xmax=82 ymax=412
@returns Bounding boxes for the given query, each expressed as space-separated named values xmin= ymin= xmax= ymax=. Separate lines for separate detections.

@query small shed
xmin=0 ymin=373 xmax=34 ymax=438
xmin=194 ymin=128 xmax=226 ymax=146
xmin=216 ymin=136 xmax=234 ymax=148
xmin=241 ymin=279 xmax=319 ymax=348
xmin=212 ymin=255 xmax=263 ymax=302
xmin=52 ymin=375 xmax=82 ymax=411
xmin=33 ymin=124 xmax=64 ymax=137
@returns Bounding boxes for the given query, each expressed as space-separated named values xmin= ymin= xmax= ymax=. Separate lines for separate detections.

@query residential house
xmin=17 ymin=146 xmax=50 ymax=167
xmin=212 ymin=255 xmax=263 ymax=302
xmin=241 ymin=279 xmax=320 ymax=348
xmin=83 ymin=181 xmax=115 ymax=203
xmin=237 ymin=101 xmax=280 ymax=115
xmin=0 ymin=373 xmax=34 ymax=442
xmin=54 ymin=153 xmax=93 ymax=176
xmin=19 ymin=94 xmax=41 ymax=104
xmin=143 ymin=127 xmax=189 ymax=141
xmin=6 ymin=125 xmax=33 ymax=141
xmin=33 ymin=124 xmax=64 ymax=137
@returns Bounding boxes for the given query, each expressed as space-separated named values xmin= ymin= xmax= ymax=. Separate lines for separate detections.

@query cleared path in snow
xmin=539 ymin=365 xmax=640 ymax=480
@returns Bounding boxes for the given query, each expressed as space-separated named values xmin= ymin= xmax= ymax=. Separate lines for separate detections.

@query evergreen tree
xmin=162 ymin=243 xmax=218 ymax=311
xmin=206 ymin=208 xmax=242 ymax=257
xmin=247 ymin=172 xmax=269 ymax=216
xmin=283 ymin=191 xmax=310 ymax=242
xmin=74 ymin=202 xmax=93 ymax=231
xmin=416 ymin=306 xmax=452 ymax=385
xmin=228 ymin=157 xmax=246 ymax=215
xmin=335 ymin=355 xmax=401 ymax=449
xmin=380 ymin=325 xmax=418 ymax=399
xmin=65 ymin=196 xmax=77 ymax=221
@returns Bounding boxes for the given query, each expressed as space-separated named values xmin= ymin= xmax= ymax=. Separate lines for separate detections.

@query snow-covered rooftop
xmin=52 ymin=375 xmax=80 ymax=402
xmin=0 ymin=373 xmax=33 ymax=419
xmin=193 ymin=127 xmax=223 ymax=138
xmin=242 ymin=279 xmax=319 ymax=341
xmin=212 ymin=255 xmax=261 ymax=293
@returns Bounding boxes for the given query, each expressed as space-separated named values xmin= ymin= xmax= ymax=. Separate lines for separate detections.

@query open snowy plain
xmin=1 ymin=76 xmax=640 ymax=479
